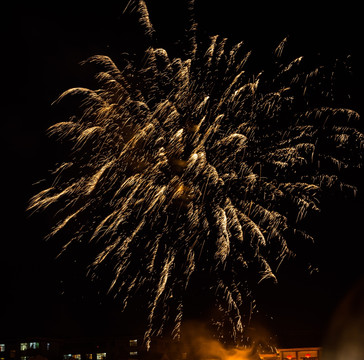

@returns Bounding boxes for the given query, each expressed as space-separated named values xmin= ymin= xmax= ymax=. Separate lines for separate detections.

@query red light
xmin=305 ymin=355 xmax=311 ymax=358
xmin=287 ymin=357 xmax=292 ymax=360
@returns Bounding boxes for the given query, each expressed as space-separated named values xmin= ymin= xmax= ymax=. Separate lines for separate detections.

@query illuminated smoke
xmin=29 ymin=0 xmax=362 ymax=348
xmin=323 ymin=279 xmax=364 ymax=360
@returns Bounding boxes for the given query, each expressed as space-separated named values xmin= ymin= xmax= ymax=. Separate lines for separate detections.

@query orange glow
xmin=180 ymin=322 xmax=256 ymax=360
xmin=193 ymin=337 xmax=252 ymax=360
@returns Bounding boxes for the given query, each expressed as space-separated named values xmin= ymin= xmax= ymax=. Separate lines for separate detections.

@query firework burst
xmin=29 ymin=0 xmax=362 ymax=347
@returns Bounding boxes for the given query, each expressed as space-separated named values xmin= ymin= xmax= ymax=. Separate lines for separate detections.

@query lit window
xmin=20 ymin=343 xmax=29 ymax=351
xmin=129 ymin=352 xmax=138 ymax=356
xmin=0 ymin=345 xmax=5 ymax=352
xmin=298 ymin=351 xmax=318 ymax=360
xmin=96 ymin=353 xmax=106 ymax=360
xmin=64 ymin=354 xmax=73 ymax=360
xmin=86 ymin=354 xmax=93 ymax=359
xmin=129 ymin=340 xmax=138 ymax=347
xmin=21 ymin=356 xmax=29 ymax=360
xmin=29 ymin=343 xmax=39 ymax=350
xmin=72 ymin=355 xmax=81 ymax=359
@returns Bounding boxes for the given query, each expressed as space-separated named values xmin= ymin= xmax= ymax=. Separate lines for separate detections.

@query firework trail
xmin=29 ymin=0 xmax=362 ymax=347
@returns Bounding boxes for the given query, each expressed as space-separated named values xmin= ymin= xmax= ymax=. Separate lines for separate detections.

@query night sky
xmin=2 ymin=0 xmax=363 ymax=348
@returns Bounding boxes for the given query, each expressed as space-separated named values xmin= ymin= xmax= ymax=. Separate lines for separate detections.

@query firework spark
xmin=29 ymin=0 xmax=362 ymax=348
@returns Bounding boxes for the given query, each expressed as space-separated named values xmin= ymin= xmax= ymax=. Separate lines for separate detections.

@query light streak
xmin=29 ymin=0 xmax=362 ymax=348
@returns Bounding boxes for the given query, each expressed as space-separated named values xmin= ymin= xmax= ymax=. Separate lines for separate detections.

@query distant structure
xmin=0 ymin=337 xmax=145 ymax=360
xmin=0 ymin=338 xmax=321 ymax=360
xmin=259 ymin=347 xmax=322 ymax=360
xmin=0 ymin=338 xmax=61 ymax=360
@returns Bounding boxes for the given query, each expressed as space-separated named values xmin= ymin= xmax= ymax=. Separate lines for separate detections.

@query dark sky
xmin=2 ymin=0 xmax=363 ymax=348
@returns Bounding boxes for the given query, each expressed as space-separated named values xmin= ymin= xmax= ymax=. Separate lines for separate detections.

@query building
xmin=0 ymin=336 xmax=145 ymax=360
xmin=277 ymin=347 xmax=321 ymax=360
xmin=259 ymin=347 xmax=322 ymax=360
xmin=1 ymin=338 xmax=322 ymax=360
xmin=0 ymin=338 xmax=62 ymax=360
